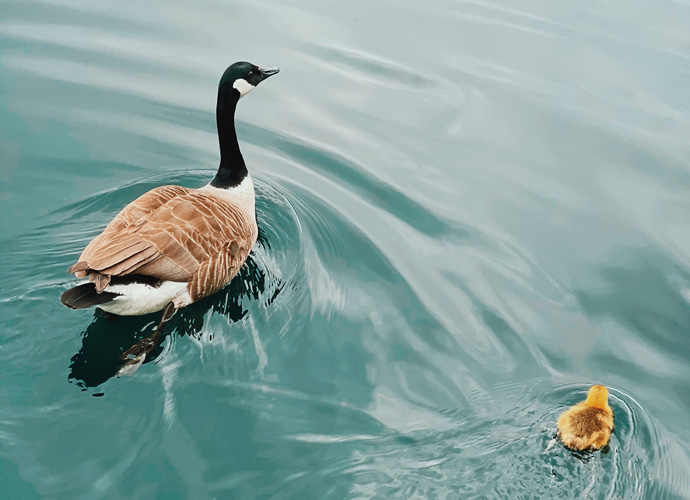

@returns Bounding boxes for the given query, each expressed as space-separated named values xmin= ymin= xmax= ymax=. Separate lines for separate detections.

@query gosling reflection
xmin=69 ymin=254 xmax=281 ymax=388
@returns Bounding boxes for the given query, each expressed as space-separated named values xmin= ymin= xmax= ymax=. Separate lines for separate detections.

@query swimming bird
xmin=557 ymin=385 xmax=614 ymax=451
xmin=60 ymin=61 xmax=279 ymax=372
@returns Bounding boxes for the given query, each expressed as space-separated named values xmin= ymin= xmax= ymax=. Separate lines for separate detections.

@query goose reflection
xmin=68 ymin=250 xmax=282 ymax=389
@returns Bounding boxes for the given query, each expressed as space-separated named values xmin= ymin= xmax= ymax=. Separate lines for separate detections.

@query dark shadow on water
xmin=68 ymin=246 xmax=282 ymax=389
xmin=554 ymin=431 xmax=612 ymax=463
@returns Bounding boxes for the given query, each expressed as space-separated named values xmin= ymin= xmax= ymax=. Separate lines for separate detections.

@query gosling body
xmin=557 ymin=385 xmax=614 ymax=451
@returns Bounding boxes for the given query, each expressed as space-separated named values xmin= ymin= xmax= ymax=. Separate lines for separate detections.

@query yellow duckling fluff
xmin=557 ymin=385 xmax=614 ymax=451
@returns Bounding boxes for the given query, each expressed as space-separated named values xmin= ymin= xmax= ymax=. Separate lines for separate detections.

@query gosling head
xmin=585 ymin=385 xmax=609 ymax=410
xmin=218 ymin=61 xmax=280 ymax=100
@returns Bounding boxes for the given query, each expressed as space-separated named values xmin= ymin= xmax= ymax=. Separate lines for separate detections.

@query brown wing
xmin=68 ymin=186 xmax=257 ymax=297
xmin=88 ymin=185 xmax=192 ymax=242
xmin=187 ymin=239 xmax=251 ymax=302
xmin=70 ymin=185 xmax=191 ymax=279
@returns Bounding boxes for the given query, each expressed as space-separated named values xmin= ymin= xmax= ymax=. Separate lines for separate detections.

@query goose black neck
xmin=211 ymin=93 xmax=247 ymax=189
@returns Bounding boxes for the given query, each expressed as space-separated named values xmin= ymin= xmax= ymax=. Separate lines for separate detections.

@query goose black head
xmin=218 ymin=61 xmax=280 ymax=101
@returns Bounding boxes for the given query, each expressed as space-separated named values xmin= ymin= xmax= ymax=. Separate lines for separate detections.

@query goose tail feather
xmin=60 ymin=282 xmax=119 ymax=309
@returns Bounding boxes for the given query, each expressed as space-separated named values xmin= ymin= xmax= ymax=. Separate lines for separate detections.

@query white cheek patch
xmin=233 ymin=78 xmax=255 ymax=97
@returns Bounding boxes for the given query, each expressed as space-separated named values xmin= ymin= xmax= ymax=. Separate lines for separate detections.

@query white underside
xmin=97 ymin=280 xmax=190 ymax=316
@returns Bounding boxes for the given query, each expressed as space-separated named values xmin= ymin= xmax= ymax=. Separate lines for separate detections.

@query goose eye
xmin=247 ymin=71 xmax=253 ymax=79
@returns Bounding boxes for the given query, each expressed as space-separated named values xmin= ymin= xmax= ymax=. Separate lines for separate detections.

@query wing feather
xmin=68 ymin=186 xmax=257 ymax=298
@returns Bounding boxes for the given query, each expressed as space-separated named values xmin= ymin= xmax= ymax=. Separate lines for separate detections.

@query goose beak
xmin=260 ymin=67 xmax=280 ymax=80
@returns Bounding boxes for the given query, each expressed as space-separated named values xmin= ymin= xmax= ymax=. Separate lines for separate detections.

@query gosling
xmin=557 ymin=385 xmax=614 ymax=451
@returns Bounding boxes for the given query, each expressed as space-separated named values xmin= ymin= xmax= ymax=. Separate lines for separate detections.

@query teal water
xmin=1 ymin=0 xmax=690 ymax=498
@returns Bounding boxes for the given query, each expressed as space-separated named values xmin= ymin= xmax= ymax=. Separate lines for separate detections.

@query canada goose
xmin=557 ymin=385 xmax=614 ymax=451
xmin=61 ymin=61 xmax=279 ymax=373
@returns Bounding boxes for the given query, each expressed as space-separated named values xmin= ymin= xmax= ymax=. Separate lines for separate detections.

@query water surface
xmin=1 ymin=0 xmax=690 ymax=498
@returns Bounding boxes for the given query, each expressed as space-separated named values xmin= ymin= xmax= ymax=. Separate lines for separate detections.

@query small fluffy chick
xmin=557 ymin=385 xmax=614 ymax=451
